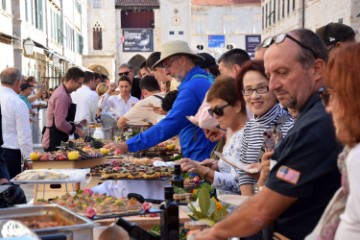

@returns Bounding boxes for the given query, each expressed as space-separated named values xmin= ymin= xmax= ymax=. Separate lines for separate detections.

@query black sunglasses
xmin=262 ymin=33 xmax=318 ymax=59
xmin=208 ymin=104 xmax=230 ymax=117
xmin=118 ymin=71 xmax=130 ymax=77
xmin=318 ymin=86 xmax=332 ymax=106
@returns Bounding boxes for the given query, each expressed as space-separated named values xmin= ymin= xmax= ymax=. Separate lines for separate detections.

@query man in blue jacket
xmin=108 ymin=40 xmax=216 ymax=161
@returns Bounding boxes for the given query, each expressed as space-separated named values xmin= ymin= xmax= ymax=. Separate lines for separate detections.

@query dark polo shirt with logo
xmin=266 ymin=93 xmax=342 ymax=239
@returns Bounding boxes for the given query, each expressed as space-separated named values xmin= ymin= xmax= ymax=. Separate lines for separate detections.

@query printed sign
xmin=123 ymin=29 xmax=153 ymax=52
xmin=245 ymin=35 xmax=261 ymax=56
xmin=208 ymin=35 xmax=225 ymax=48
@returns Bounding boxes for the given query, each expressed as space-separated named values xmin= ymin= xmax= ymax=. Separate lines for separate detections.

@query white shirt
xmin=124 ymin=92 xmax=165 ymax=125
xmin=0 ymin=86 xmax=32 ymax=158
xmin=335 ymin=143 xmax=360 ymax=239
xmin=98 ymin=93 xmax=112 ymax=114
xmin=71 ymin=85 xmax=99 ymax=123
xmin=107 ymin=94 xmax=139 ymax=119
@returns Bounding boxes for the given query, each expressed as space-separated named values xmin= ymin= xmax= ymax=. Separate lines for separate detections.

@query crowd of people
xmin=0 ymin=21 xmax=359 ymax=239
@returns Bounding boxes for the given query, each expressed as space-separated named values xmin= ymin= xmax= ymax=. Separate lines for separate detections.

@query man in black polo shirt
xmin=193 ymin=29 xmax=342 ymax=240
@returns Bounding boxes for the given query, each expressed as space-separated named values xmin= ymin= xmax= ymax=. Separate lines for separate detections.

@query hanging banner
xmin=123 ymin=29 xmax=153 ymax=52
xmin=245 ymin=35 xmax=261 ymax=56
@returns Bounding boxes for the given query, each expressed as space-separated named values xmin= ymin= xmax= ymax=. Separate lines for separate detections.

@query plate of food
xmin=217 ymin=194 xmax=249 ymax=207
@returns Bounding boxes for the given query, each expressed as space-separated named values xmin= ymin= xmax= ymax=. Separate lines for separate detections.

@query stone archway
xmin=128 ymin=54 xmax=146 ymax=76
xmin=88 ymin=64 xmax=110 ymax=76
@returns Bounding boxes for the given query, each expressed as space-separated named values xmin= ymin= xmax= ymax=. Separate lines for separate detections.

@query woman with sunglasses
xmin=180 ymin=75 xmax=248 ymax=195
xmin=37 ymin=89 xmax=49 ymax=109
xmin=106 ymin=75 xmax=139 ymax=120
xmin=181 ymin=60 xmax=294 ymax=196
xmin=40 ymin=90 xmax=49 ymax=102
xmin=311 ymin=43 xmax=360 ymax=239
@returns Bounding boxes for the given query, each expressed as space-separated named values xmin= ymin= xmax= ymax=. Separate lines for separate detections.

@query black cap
xmin=316 ymin=23 xmax=355 ymax=46
xmin=197 ymin=53 xmax=217 ymax=69
xmin=146 ymin=52 xmax=161 ymax=70
xmin=20 ymin=83 xmax=33 ymax=91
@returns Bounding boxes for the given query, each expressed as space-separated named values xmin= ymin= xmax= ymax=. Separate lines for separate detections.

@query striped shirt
xmin=236 ymin=104 xmax=294 ymax=188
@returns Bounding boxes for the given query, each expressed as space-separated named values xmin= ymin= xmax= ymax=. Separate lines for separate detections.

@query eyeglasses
xmin=118 ymin=71 xmax=130 ymax=77
xmin=208 ymin=104 xmax=230 ymax=117
xmin=318 ymin=86 xmax=332 ymax=107
xmin=242 ymin=86 xmax=269 ymax=96
xmin=262 ymin=33 xmax=318 ymax=59
xmin=161 ymin=57 xmax=179 ymax=71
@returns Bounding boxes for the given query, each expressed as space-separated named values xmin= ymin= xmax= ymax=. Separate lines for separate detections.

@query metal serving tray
xmin=0 ymin=204 xmax=95 ymax=234
xmin=11 ymin=169 xmax=90 ymax=185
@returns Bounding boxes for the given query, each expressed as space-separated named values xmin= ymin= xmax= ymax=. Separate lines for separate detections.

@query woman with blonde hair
xmin=96 ymin=82 xmax=109 ymax=118
xmin=96 ymin=82 xmax=109 ymax=97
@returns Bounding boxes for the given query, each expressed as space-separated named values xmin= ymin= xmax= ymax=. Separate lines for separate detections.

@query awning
xmin=33 ymin=41 xmax=49 ymax=51
xmin=0 ymin=32 xmax=19 ymax=44
xmin=115 ymin=0 xmax=160 ymax=9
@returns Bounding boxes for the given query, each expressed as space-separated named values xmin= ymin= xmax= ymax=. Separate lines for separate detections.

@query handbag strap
xmin=153 ymin=94 xmax=164 ymax=100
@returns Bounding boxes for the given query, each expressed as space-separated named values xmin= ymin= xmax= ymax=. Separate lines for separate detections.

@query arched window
xmin=93 ymin=22 xmax=102 ymax=50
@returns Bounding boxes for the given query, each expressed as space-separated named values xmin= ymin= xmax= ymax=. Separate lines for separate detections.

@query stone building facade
xmin=83 ymin=0 xmax=116 ymax=81
xmin=261 ymin=0 xmax=360 ymax=39
xmin=0 ymin=0 xmax=88 ymax=88
xmin=83 ymin=0 xmax=261 ymax=81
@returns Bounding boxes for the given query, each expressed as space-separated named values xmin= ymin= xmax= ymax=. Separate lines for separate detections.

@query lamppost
xmin=23 ymin=37 xmax=35 ymax=55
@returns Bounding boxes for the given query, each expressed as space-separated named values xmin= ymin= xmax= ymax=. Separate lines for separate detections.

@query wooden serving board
xmin=32 ymin=157 xmax=109 ymax=169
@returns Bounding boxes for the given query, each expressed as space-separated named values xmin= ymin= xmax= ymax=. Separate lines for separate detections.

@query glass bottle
xmin=171 ymin=164 xmax=184 ymax=189
xmin=160 ymin=186 xmax=179 ymax=240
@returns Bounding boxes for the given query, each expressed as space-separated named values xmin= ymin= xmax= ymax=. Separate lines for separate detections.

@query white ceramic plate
xmin=217 ymin=194 xmax=249 ymax=207
xmin=214 ymin=151 xmax=259 ymax=173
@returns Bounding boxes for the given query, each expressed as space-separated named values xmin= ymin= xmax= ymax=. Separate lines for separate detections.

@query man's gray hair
xmin=119 ymin=63 xmax=133 ymax=70
xmin=0 ymin=67 xmax=22 ymax=85
xmin=290 ymin=29 xmax=328 ymax=68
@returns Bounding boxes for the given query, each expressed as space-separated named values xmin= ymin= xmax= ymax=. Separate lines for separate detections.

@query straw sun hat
xmin=152 ymin=40 xmax=204 ymax=69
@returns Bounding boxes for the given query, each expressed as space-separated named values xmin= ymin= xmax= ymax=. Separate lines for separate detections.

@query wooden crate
xmin=84 ymin=176 xmax=104 ymax=189
xmin=125 ymin=206 xmax=190 ymax=230
xmin=31 ymin=157 xmax=109 ymax=201
xmin=95 ymin=206 xmax=190 ymax=231
xmin=34 ymin=182 xmax=80 ymax=201
xmin=33 ymin=176 xmax=105 ymax=201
